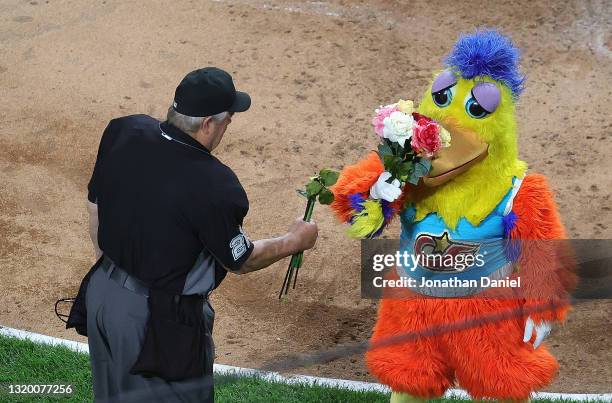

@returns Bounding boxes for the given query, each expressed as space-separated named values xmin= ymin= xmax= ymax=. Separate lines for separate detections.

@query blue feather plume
xmin=445 ymin=29 xmax=525 ymax=99
xmin=348 ymin=193 xmax=366 ymax=212
xmin=502 ymin=210 xmax=518 ymax=238
xmin=502 ymin=211 xmax=521 ymax=262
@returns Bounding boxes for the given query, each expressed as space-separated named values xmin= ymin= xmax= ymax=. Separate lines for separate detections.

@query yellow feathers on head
xmin=414 ymin=74 xmax=527 ymax=228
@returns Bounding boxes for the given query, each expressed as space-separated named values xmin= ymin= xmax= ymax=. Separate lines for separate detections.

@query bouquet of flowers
xmin=279 ymin=101 xmax=450 ymax=296
xmin=346 ymin=100 xmax=451 ymax=239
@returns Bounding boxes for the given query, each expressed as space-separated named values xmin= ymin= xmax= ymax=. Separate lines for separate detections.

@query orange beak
xmin=422 ymin=123 xmax=488 ymax=187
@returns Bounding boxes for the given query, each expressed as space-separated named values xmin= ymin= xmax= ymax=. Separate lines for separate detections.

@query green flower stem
xmin=279 ymin=168 xmax=338 ymax=300
xmin=291 ymin=196 xmax=316 ymax=287
xmin=279 ymin=196 xmax=316 ymax=299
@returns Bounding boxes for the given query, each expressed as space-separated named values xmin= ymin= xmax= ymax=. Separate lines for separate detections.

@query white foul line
xmin=1 ymin=325 xmax=610 ymax=401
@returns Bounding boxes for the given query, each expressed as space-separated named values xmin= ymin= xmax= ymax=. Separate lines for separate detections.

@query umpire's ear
xmin=200 ymin=116 xmax=214 ymax=133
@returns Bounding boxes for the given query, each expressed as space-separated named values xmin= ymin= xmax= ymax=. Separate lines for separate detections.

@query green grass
xmin=215 ymin=374 xmax=389 ymax=402
xmin=0 ymin=335 xmax=605 ymax=402
xmin=0 ymin=335 xmax=389 ymax=402
xmin=0 ymin=335 xmax=92 ymax=402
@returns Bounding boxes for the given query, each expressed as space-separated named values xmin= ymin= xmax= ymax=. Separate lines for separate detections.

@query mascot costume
xmin=330 ymin=30 xmax=573 ymax=402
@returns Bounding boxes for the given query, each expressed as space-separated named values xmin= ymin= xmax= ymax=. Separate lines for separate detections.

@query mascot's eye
xmin=465 ymin=83 xmax=499 ymax=118
xmin=432 ymin=86 xmax=454 ymax=107
xmin=465 ymin=96 xmax=490 ymax=119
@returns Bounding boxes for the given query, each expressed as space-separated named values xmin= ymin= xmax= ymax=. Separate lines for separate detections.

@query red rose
xmin=410 ymin=114 xmax=441 ymax=157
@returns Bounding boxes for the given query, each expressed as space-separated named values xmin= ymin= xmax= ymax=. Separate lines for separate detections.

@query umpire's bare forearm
xmin=236 ymin=218 xmax=318 ymax=274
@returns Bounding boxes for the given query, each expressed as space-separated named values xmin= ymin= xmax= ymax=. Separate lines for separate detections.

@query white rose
xmin=382 ymin=111 xmax=414 ymax=147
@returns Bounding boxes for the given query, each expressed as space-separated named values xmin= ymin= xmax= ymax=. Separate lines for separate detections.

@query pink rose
xmin=372 ymin=104 xmax=399 ymax=138
xmin=410 ymin=114 xmax=442 ymax=157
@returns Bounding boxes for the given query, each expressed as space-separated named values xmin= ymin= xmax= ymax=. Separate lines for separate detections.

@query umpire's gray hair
xmin=166 ymin=107 xmax=229 ymax=134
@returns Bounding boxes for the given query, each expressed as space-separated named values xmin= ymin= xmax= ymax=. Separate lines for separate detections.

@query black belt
xmin=101 ymin=257 xmax=150 ymax=297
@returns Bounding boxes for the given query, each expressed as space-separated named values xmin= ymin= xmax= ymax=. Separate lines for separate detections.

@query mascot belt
xmin=397 ymin=177 xmax=522 ymax=297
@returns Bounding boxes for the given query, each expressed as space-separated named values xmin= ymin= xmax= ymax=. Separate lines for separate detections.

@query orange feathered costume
xmin=329 ymin=31 xmax=574 ymax=400
xmin=332 ymin=155 xmax=572 ymax=399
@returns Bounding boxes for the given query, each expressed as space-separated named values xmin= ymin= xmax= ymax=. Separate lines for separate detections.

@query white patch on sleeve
xmin=230 ymin=227 xmax=251 ymax=261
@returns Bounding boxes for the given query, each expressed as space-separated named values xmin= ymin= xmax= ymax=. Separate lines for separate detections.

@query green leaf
xmin=393 ymin=162 xmax=410 ymax=183
xmin=396 ymin=142 xmax=405 ymax=155
xmin=406 ymin=158 xmax=433 ymax=185
xmin=377 ymin=143 xmax=393 ymax=158
xmin=383 ymin=154 xmax=402 ymax=167
xmin=390 ymin=141 xmax=400 ymax=155
xmin=318 ymin=188 xmax=334 ymax=205
xmin=397 ymin=162 xmax=412 ymax=176
xmin=406 ymin=174 xmax=419 ymax=185
xmin=383 ymin=155 xmax=404 ymax=180
xmin=296 ymin=189 xmax=309 ymax=199
xmin=417 ymin=157 xmax=432 ymax=172
xmin=305 ymin=180 xmax=323 ymax=197
xmin=319 ymin=169 xmax=340 ymax=187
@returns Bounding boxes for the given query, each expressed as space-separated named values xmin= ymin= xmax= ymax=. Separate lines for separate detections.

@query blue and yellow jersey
xmin=397 ymin=177 xmax=522 ymax=296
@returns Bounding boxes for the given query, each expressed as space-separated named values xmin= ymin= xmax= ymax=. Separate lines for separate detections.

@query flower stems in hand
xmin=278 ymin=168 xmax=339 ymax=300
xmin=291 ymin=196 xmax=316 ymax=288
xmin=278 ymin=196 xmax=315 ymax=299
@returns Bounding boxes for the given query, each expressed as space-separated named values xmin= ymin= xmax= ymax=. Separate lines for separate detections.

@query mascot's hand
xmin=523 ymin=316 xmax=552 ymax=348
xmin=370 ymin=171 xmax=402 ymax=202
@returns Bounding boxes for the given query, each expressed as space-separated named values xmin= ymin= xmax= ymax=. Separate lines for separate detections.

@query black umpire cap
xmin=172 ymin=67 xmax=251 ymax=117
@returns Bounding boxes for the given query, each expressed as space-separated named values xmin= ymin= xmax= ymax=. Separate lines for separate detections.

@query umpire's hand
xmin=286 ymin=217 xmax=318 ymax=252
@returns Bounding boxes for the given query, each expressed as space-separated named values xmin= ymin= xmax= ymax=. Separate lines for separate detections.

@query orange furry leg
xmin=445 ymin=301 xmax=558 ymax=400
xmin=366 ymin=299 xmax=453 ymax=398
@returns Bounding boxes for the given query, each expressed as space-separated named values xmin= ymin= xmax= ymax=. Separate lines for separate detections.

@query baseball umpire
xmin=67 ymin=67 xmax=318 ymax=402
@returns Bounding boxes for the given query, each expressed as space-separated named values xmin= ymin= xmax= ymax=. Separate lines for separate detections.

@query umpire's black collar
xmin=159 ymin=121 xmax=211 ymax=154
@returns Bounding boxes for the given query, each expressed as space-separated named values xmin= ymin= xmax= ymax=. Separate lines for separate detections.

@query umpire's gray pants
xmin=86 ymin=265 xmax=215 ymax=402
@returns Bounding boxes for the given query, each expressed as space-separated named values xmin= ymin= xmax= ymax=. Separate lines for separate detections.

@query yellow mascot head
xmin=415 ymin=29 xmax=528 ymax=228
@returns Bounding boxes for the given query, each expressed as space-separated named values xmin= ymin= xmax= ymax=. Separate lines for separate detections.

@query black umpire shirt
xmin=87 ymin=114 xmax=254 ymax=294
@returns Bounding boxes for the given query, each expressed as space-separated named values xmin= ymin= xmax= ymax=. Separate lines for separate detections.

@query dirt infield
xmin=1 ymin=0 xmax=610 ymax=394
